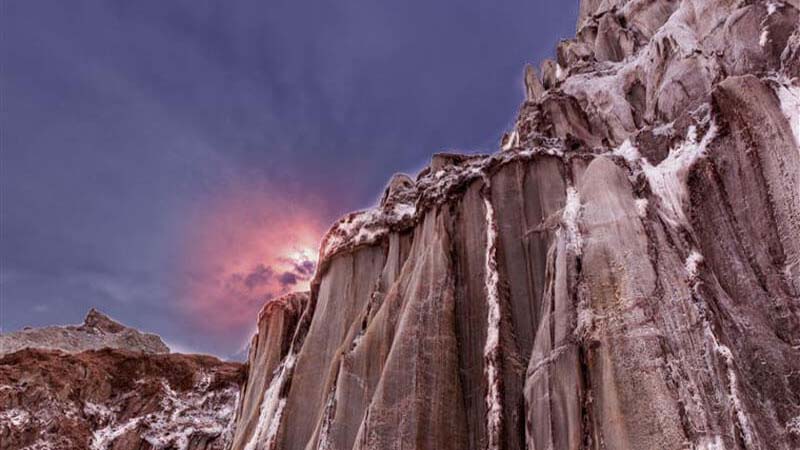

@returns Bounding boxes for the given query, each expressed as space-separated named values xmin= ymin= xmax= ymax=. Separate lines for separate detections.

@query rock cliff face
xmin=231 ymin=0 xmax=800 ymax=449
xmin=0 ymin=308 xmax=170 ymax=356
xmin=0 ymin=312 xmax=245 ymax=450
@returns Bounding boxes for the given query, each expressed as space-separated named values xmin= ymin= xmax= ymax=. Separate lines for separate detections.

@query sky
xmin=1 ymin=0 xmax=579 ymax=358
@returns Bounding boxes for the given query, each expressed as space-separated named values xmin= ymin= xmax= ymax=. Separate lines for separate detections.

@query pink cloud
xmin=177 ymin=183 xmax=325 ymax=334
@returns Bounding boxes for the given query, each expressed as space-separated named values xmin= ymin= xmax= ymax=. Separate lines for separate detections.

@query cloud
xmin=277 ymin=271 xmax=297 ymax=287
xmin=176 ymin=183 xmax=325 ymax=336
xmin=243 ymin=264 xmax=274 ymax=290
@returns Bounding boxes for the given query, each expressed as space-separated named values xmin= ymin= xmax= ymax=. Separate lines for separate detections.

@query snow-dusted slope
xmin=0 ymin=348 xmax=243 ymax=450
xmin=232 ymin=0 xmax=800 ymax=449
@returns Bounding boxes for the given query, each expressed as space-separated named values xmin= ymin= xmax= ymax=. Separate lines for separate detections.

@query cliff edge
xmin=231 ymin=0 xmax=800 ymax=449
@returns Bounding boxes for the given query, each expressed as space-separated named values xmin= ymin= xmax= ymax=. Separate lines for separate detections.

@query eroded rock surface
xmin=231 ymin=0 xmax=800 ymax=449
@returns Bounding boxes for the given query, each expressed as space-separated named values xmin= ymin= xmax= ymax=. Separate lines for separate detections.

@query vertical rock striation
xmin=231 ymin=0 xmax=800 ymax=449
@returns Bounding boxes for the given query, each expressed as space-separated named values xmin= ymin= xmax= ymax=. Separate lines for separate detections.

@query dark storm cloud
xmin=243 ymin=264 xmax=274 ymax=290
xmin=277 ymin=272 xmax=298 ymax=287
xmin=278 ymin=257 xmax=316 ymax=279
xmin=1 ymin=0 xmax=578 ymax=356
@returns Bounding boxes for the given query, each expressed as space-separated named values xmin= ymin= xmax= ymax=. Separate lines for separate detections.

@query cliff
xmin=230 ymin=1 xmax=800 ymax=449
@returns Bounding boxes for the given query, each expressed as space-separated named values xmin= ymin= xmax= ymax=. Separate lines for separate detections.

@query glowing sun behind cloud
xmin=177 ymin=183 xmax=327 ymax=336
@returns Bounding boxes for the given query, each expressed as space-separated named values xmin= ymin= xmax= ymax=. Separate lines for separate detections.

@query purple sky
xmin=1 ymin=0 xmax=578 ymax=357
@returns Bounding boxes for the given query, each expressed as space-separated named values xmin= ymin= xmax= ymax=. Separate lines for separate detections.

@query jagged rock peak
xmin=0 ymin=308 xmax=170 ymax=356
xmin=81 ymin=307 xmax=126 ymax=333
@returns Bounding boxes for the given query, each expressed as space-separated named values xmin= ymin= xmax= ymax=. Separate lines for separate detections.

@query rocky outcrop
xmin=0 ymin=308 xmax=170 ymax=356
xmin=231 ymin=0 xmax=800 ymax=449
xmin=230 ymin=292 xmax=309 ymax=450
xmin=0 ymin=311 xmax=245 ymax=449
xmin=0 ymin=348 xmax=244 ymax=450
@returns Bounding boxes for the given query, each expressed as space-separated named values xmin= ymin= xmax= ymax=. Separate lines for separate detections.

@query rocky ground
xmin=229 ymin=1 xmax=800 ymax=449
xmin=0 ymin=312 xmax=245 ymax=450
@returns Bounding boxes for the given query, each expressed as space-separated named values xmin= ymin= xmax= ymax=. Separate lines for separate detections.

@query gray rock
xmin=0 ymin=308 xmax=169 ymax=356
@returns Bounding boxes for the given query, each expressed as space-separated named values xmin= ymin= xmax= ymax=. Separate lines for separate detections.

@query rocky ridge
xmin=0 ymin=311 xmax=245 ymax=450
xmin=230 ymin=1 xmax=800 ymax=449
xmin=0 ymin=308 xmax=170 ymax=356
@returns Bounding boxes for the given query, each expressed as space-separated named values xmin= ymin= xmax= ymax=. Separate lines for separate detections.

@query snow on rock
xmin=788 ymin=416 xmax=800 ymax=436
xmin=775 ymin=81 xmax=800 ymax=150
xmin=653 ymin=122 xmax=676 ymax=137
xmin=685 ymin=250 xmax=704 ymax=280
xmin=91 ymin=418 xmax=143 ymax=450
xmin=0 ymin=408 xmax=30 ymax=427
xmin=0 ymin=348 xmax=242 ymax=450
xmin=141 ymin=377 xmax=239 ymax=450
xmin=563 ymin=187 xmax=584 ymax=256
xmin=760 ymin=29 xmax=770 ymax=48
xmin=243 ymin=351 xmax=298 ymax=450
xmin=642 ymin=117 xmax=718 ymax=228
xmin=635 ymin=198 xmax=649 ymax=218
xmin=613 ymin=139 xmax=641 ymax=163
xmin=707 ymin=329 xmax=756 ymax=448
xmin=316 ymin=145 xmax=566 ymax=269
xmin=88 ymin=374 xmax=239 ymax=450
xmin=696 ymin=436 xmax=726 ymax=450
xmin=482 ymin=191 xmax=504 ymax=450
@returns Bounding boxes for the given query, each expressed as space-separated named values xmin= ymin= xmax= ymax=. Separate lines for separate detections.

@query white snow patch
xmin=482 ymin=194 xmax=503 ymax=450
xmin=318 ymin=144 xmax=568 ymax=264
xmin=555 ymin=63 xmax=566 ymax=80
xmin=91 ymin=417 xmax=142 ymax=450
xmin=575 ymin=304 xmax=594 ymax=340
xmin=0 ymin=408 xmax=30 ymax=427
xmin=141 ymin=378 xmax=238 ymax=450
xmin=502 ymin=130 xmax=520 ymax=151
xmin=613 ymin=139 xmax=640 ymax=163
xmin=244 ymin=352 xmax=298 ymax=450
xmin=563 ymin=187 xmax=583 ymax=255
xmin=392 ymin=202 xmax=416 ymax=219
xmin=652 ymin=121 xmax=675 ymax=137
xmin=760 ymin=29 xmax=770 ymax=47
xmin=83 ymin=402 xmax=113 ymax=423
xmin=635 ymin=198 xmax=649 ymax=218
xmin=20 ymin=440 xmax=57 ymax=450
xmin=767 ymin=1 xmax=779 ymax=15
xmin=788 ymin=416 xmax=800 ymax=436
xmin=642 ymin=121 xmax=718 ymax=227
xmin=706 ymin=329 xmax=755 ymax=448
xmin=696 ymin=435 xmax=725 ymax=450
xmin=775 ymin=82 xmax=800 ymax=151
xmin=685 ymin=250 xmax=704 ymax=280
xmin=315 ymin=391 xmax=337 ymax=450
xmin=88 ymin=374 xmax=239 ymax=450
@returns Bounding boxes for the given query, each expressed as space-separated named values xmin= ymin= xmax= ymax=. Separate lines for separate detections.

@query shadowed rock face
xmin=0 ymin=308 xmax=170 ymax=356
xmin=230 ymin=1 xmax=800 ymax=449
xmin=0 ymin=348 xmax=245 ymax=450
